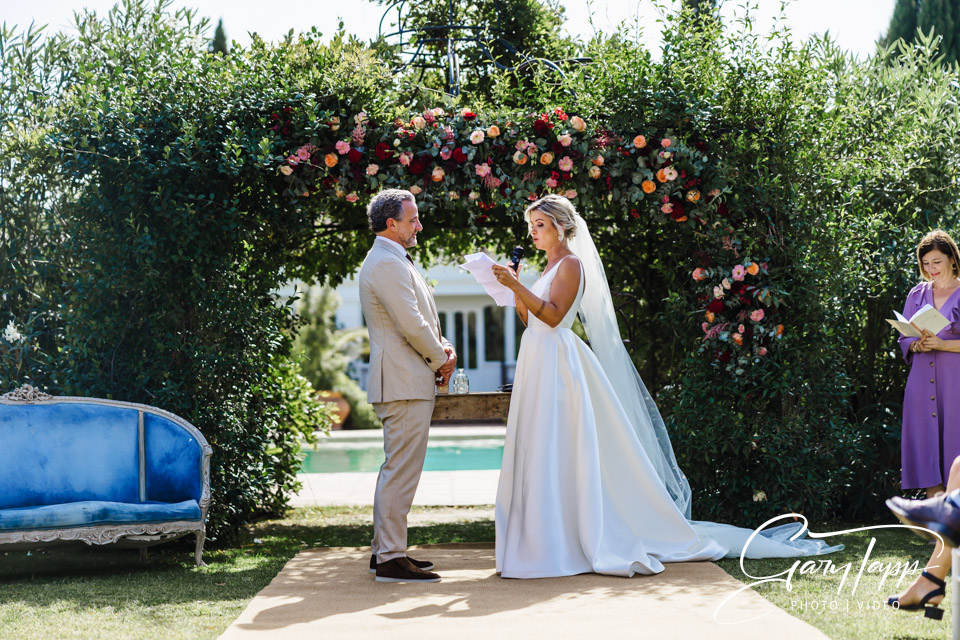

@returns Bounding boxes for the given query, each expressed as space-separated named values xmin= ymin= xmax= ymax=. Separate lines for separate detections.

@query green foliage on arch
xmin=3 ymin=0 xmax=960 ymax=535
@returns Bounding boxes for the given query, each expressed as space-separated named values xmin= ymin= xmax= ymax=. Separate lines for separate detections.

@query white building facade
xmin=335 ymin=258 xmax=538 ymax=393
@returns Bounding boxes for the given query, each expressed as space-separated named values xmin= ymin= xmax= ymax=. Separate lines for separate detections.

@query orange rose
xmin=592 ymin=155 xmax=605 ymax=167
xmin=642 ymin=180 xmax=656 ymax=194
xmin=733 ymin=333 xmax=743 ymax=345
xmin=487 ymin=125 xmax=501 ymax=138
xmin=540 ymin=152 xmax=554 ymax=165
xmin=588 ymin=166 xmax=601 ymax=179
xmin=686 ymin=190 xmax=700 ymax=203
xmin=656 ymin=169 xmax=668 ymax=183
xmin=324 ymin=153 xmax=338 ymax=168
xmin=747 ymin=263 xmax=760 ymax=276
xmin=513 ymin=151 xmax=528 ymax=165
xmin=633 ymin=134 xmax=647 ymax=148
xmin=674 ymin=216 xmax=688 ymax=222
xmin=776 ymin=324 xmax=784 ymax=335
xmin=705 ymin=311 xmax=715 ymax=323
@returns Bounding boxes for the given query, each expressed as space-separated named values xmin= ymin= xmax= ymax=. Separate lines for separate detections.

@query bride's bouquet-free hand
xmin=887 ymin=304 xmax=949 ymax=338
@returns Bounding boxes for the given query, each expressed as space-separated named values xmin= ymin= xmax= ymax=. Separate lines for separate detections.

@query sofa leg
xmin=140 ymin=547 xmax=148 ymax=564
xmin=195 ymin=530 xmax=207 ymax=567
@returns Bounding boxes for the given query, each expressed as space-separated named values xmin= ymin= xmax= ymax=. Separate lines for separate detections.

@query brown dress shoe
xmin=375 ymin=556 xmax=441 ymax=583
xmin=369 ymin=554 xmax=434 ymax=573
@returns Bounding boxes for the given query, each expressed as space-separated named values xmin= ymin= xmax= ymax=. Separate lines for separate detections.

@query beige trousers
xmin=371 ymin=398 xmax=435 ymax=563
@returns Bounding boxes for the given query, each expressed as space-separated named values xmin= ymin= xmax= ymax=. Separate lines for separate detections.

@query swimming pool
xmin=300 ymin=429 xmax=505 ymax=474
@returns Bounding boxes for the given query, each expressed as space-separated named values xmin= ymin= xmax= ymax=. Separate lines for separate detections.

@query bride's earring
xmin=557 ymin=230 xmax=564 ymax=242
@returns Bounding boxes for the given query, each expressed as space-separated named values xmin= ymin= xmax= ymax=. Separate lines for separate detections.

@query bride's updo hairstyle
xmin=525 ymin=194 xmax=579 ymax=242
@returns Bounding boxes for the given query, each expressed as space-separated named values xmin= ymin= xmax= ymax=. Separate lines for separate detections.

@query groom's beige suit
xmin=359 ymin=235 xmax=451 ymax=563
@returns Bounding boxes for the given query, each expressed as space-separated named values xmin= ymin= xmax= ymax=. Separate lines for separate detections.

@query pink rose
xmin=440 ymin=147 xmax=452 ymax=160
xmin=345 ymin=193 xmax=359 ymax=202
xmin=279 ymin=165 xmax=293 ymax=176
xmin=570 ymin=116 xmax=586 ymax=132
xmin=738 ymin=323 xmax=746 ymax=334
xmin=399 ymin=152 xmax=412 ymax=166
xmin=296 ymin=148 xmax=311 ymax=162
xmin=757 ymin=347 xmax=768 ymax=356
xmin=546 ymin=177 xmax=559 ymax=188
xmin=558 ymin=134 xmax=573 ymax=147
xmin=409 ymin=185 xmax=422 ymax=195
xmin=732 ymin=265 xmax=746 ymax=281
xmin=411 ymin=116 xmax=426 ymax=129
xmin=335 ymin=140 xmax=351 ymax=155
xmin=475 ymin=164 xmax=491 ymax=177
xmin=661 ymin=138 xmax=672 ymax=148
xmin=366 ymin=163 xmax=379 ymax=176
xmin=564 ymin=189 xmax=577 ymax=199
xmin=470 ymin=130 xmax=485 ymax=144
xmin=661 ymin=203 xmax=673 ymax=214
xmin=750 ymin=309 xmax=765 ymax=322
xmin=559 ymin=156 xmax=573 ymax=172
xmin=713 ymin=286 xmax=724 ymax=298
xmin=664 ymin=167 xmax=678 ymax=181
xmin=447 ymin=191 xmax=459 ymax=200
xmin=468 ymin=191 xmax=480 ymax=200
xmin=702 ymin=322 xmax=710 ymax=333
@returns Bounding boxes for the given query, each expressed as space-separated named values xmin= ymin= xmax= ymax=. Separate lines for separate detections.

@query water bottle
xmin=452 ymin=368 xmax=469 ymax=394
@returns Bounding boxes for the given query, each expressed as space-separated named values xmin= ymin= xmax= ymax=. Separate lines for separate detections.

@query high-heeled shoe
xmin=886 ymin=570 xmax=946 ymax=620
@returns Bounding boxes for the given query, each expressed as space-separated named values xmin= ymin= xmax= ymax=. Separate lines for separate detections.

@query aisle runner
xmin=218 ymin=543 xmax=828 ymax=640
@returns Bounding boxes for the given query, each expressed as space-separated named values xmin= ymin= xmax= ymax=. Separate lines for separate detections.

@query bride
xmin=490 ymin=195 xmax=837 ymax=579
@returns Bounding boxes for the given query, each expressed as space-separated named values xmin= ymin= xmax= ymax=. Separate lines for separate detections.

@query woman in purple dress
xmin=899 ymin=230 xmax=960 ymax=497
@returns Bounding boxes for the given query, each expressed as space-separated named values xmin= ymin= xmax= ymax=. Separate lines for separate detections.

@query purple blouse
xmin=899 ymin=282 xmax=960 ymax=489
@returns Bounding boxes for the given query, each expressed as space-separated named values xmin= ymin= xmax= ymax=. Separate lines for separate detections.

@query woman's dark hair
xmin=917 ymin=229 xmax=960 ymax=280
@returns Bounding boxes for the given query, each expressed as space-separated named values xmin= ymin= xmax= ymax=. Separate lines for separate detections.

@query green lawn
xmin=0 ymin=507 xmax=950 ymax=639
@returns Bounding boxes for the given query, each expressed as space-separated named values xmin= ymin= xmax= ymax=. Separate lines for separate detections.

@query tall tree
xmin=211 ymin=18 xmax=228 ymax=55
xmin=882 ymin=0 xmax=959 ymax=64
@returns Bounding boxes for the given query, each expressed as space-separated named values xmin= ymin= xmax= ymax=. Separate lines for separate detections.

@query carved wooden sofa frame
xmin=0 ymin=385 xmax=212 ymax=566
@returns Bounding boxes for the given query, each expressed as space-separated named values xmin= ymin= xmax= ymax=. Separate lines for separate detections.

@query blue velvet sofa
xmin=0 ymin=384 xmax=212 ymax=566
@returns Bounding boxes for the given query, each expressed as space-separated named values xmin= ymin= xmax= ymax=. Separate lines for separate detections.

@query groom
xmin=359 ymin=189 xmax=456 ymax=583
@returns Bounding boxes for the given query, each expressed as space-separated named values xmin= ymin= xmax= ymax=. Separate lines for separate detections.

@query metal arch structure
xmin=378 ymin=0 xmax=586 ymax=96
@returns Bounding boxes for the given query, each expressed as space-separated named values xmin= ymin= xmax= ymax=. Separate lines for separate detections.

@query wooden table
xmin=431 ymin=391 xmax=512 ymax=423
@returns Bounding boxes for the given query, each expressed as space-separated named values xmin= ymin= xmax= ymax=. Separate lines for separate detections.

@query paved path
xmin=294 ymin=426 xmax=503 ymax=507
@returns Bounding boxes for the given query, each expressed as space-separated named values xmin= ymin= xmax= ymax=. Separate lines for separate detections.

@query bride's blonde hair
xmin=524 ymin=194 xmax=579 ymax=241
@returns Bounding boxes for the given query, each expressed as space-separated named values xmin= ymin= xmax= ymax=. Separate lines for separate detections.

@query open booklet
xmin=460 ymin=252 xmax=516 ymax=306
xmin=886 ymin=303 xmax=950 ymax=338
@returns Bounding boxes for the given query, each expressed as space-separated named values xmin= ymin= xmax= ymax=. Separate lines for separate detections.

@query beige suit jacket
xmin=359 ymin=236 xmax=451 ymax=403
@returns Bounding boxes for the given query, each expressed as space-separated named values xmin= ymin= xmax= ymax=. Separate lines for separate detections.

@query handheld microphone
xmin=508 ymin=245 xmax=524 ymax=272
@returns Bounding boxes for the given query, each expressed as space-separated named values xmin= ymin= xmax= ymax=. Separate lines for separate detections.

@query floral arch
xmin=271 ymin=105 xmax=784 ymax=373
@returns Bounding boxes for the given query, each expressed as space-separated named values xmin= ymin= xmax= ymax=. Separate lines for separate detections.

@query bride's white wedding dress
xmin=495 ymin=216 xmax=839 ymax=579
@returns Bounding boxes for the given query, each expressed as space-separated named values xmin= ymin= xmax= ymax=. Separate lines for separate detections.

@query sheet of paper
xmin=461 ymin=252 xmax=515 ymax=306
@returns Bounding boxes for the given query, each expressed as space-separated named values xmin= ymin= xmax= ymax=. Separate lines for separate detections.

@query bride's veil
xmin=567 ymin=213 xmax=841 ymax=558
xmin=568 ymin=214 xmax=694 ymax=518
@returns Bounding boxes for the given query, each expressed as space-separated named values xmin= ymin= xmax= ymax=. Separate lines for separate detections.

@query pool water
xmin=300 ymin=445 xmax=504 ymax=473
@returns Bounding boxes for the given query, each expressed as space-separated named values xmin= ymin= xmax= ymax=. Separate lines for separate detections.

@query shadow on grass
xmin=0 ymin=517 xmax=495 ymax=611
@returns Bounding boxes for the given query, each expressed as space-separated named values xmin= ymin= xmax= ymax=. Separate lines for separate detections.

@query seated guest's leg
xmin=887 ymin=455 xmax=960 ymax=612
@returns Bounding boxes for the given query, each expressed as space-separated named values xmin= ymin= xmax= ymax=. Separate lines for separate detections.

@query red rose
xmin=717 ymin=203 xmax=730 ymax=218
xmin=463 ymin=111 xmax=477 ymax=121
xmin=561 ymin=171 xmax=572 ymax=181
xmin=708 ymin=299 xmax=724 ymax=314
xmin=452 ymin=147 xmax=467 ymax=164
xmin=347 ymin=148 xmax=362 ymax=163
xmin=716 ymin=349 xmax=732 ymax=363
xmin=630 ymin=209 xmax=640 ymax=218
xmin=409 ymin=157 xmax=427 ymax=175
xmin=375 ymin=142 xmax=394 ymax=161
